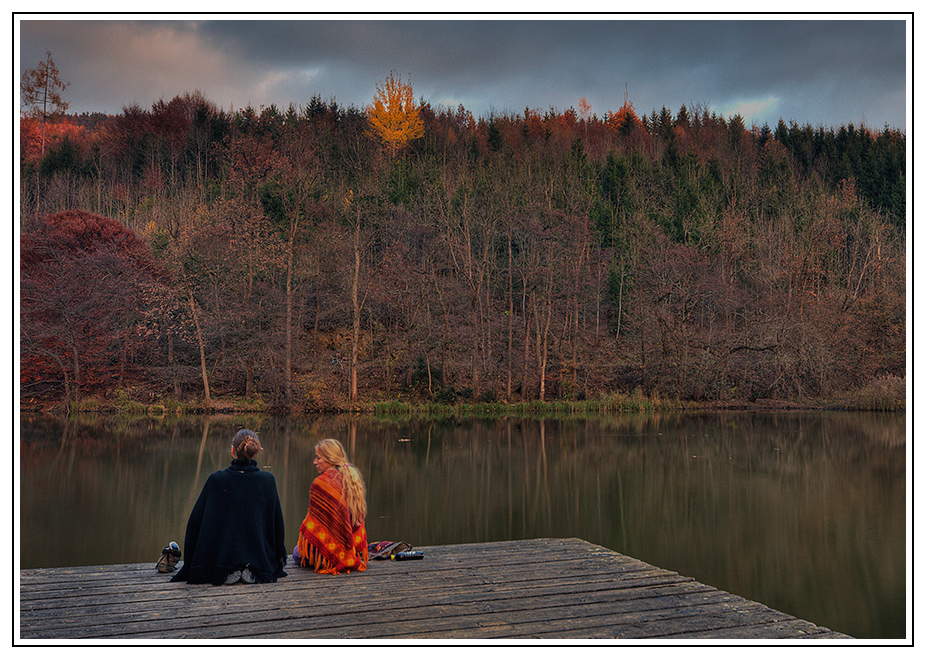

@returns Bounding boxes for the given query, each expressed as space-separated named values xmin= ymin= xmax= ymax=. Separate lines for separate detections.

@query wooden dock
xmin=19 ymin=538 xmax=852 ymax=641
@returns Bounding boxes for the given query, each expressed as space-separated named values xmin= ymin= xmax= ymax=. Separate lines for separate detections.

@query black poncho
xmin=171 ymin=458 xmax=288 ymax=585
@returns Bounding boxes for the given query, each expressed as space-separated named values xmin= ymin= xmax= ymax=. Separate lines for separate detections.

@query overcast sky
xmin=16 ymin=14 xmax=909 ymax=131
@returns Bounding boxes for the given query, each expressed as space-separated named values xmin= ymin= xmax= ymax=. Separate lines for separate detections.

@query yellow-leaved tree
xmin=367 ymin=69 xmax=424 ymax=155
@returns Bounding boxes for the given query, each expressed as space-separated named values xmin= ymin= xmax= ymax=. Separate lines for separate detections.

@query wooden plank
xmin=19 ymin=564 xmax=690 ymax=622
xmin=261 ymin=588 xmax=738 ymax=640
xmin=19 ymin=538 xmax=852 ymax=640
xmin=98 ymin=580 xmax=718 ymax=640
xmin=19 ymin=547 xmax=650 ymax=599
xmin=21 ymin=575 xmax=709 ymax=639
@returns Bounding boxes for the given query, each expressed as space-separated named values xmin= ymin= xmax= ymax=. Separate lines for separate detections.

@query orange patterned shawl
xmin=297 ymin=468 xmax=368 ymax=574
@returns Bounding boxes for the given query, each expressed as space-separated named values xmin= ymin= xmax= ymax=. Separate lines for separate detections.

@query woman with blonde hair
xmin=295 ymin=438 xmax=368 ymax=574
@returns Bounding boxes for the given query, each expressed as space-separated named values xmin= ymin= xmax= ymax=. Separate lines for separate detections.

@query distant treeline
xmin=19 ymin=92 xmax=906 ymax=410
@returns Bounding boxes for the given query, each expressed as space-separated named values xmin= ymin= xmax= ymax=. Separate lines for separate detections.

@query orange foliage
xmin=605 ymin=100 xmax=641 ymax=135
xmin=367 ymin=70 xmax=424 ymax=154
xmin=522 ymin=108 xmax=545 ymax=142
xmin=556 ymin=108 xmax=578 ymax=130
xmin=20 ymin=117 xmax=89 ymax=165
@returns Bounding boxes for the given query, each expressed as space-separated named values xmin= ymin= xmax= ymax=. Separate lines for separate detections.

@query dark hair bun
xmin=232 ymin=429 xmax=262 ymax=459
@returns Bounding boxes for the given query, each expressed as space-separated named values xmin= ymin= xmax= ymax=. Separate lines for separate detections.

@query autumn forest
xmin=19 ymin=70 xmax=907 ymax=413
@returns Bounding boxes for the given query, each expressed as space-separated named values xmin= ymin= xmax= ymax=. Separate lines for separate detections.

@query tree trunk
xmin=168 ymin=331 xmax=181 ymax=398
xmin=188 ymin=290 xmax=211 ymax=404
xmin=350 ymin=220 xmax=361 ymax=403
xmin=69 ymin=335 xmax=80 ymax=400
xmin=247 ymin=232 xmax=256 ymax=400
xmin=284 ymin=228 xmax=294 ymax=404
xmin=522 ymin=289 xmax=532 ymax=399
xmin=506 ymin=235 xmax=514 ymax=400
xmin=535 ymin=268 xmax=554 ymax=402
xmin=471 ymin=298 xmax=480 ymax=398
xmin=426 ymin=352 xmax=433 ymax=395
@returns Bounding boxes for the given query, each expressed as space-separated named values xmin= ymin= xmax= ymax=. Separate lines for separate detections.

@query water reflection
xmin=18 ymin=411 xmax=905 ymax=639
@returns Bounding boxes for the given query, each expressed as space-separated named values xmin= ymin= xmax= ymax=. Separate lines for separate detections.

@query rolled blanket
xmin=367 ymin=540 xmax=412 ymax=560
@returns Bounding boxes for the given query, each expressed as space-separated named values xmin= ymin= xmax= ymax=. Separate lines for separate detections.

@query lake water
xmin=18 ymin=410 xmax=906 ymax=639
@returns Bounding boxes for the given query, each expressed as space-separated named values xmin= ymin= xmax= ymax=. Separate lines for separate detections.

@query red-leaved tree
xmin=21 ymin=210 xmax=167 ymax=400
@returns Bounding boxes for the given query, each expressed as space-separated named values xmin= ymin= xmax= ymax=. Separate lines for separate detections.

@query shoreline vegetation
xmin=20 ymin=374 xmax=905 ymax=419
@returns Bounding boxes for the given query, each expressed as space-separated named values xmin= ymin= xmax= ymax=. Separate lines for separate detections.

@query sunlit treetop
xmin=367 ymin=69 xmax=424 ymax=154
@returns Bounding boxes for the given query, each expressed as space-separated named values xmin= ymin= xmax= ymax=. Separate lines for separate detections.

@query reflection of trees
xmin=20 ymin=414 xmax=283 ymax=568
xmin=299 ymin=412 xmax=906 ymax=559
xmin=20 ymin=411 xmax=905 ymax=637
xmin=333 ymin=412 xmax=904 ymax=638
xmin=186 ymin=417 xmax=212 ymax=512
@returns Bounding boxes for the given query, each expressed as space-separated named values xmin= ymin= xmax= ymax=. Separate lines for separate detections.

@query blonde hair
xmin=315 ymin=438 xmax=367 ymax=526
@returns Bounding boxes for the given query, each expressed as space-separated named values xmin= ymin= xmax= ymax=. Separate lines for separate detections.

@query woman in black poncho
xmin=171 ymin=429 xmax=288 ymax=585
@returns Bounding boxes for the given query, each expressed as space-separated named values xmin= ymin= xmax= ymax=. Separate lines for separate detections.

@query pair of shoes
xmin=156 ymin=541 xmax=181 ymax=573
xmin=224 ymin=567 xmax=257 ymax=584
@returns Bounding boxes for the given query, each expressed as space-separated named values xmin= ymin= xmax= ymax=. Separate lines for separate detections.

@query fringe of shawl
xmin=297 ymin=469 xmax=368 ymax=574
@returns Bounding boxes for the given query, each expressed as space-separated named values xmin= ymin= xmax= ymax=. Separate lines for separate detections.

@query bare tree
xmin=21 ymin=50 xmax=70 ymax=157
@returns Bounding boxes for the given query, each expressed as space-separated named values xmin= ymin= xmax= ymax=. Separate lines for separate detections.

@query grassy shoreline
xmin=19 ymin=379 xmax=906 ymax=419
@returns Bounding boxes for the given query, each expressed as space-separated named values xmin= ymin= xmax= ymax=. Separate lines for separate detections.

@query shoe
xmin=156 ymin=541 xmax=181 ymax=573
xmin=241 ymin=567 xmax=257 ymax=584
xmin=224 ymin=569 xmax=242 ymax=584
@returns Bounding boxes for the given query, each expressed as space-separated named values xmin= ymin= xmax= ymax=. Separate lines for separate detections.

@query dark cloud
xmin=18 ymin=16 xmax=907 ymax=129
